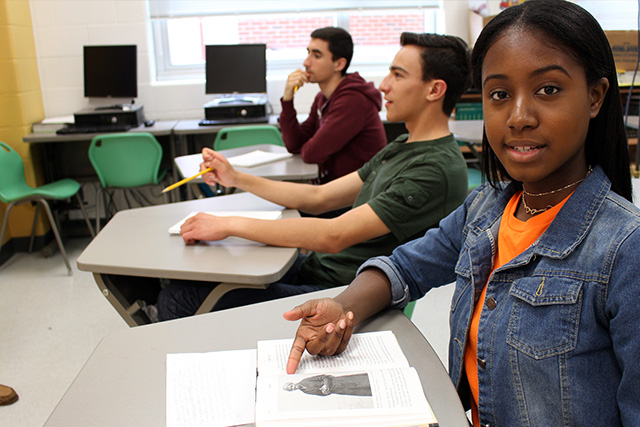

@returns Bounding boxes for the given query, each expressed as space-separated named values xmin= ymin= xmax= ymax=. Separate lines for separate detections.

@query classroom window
xmin=149 ymin=1 xmax=442 ymax=82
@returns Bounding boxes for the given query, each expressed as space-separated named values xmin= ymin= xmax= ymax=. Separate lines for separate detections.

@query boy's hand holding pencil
xmin=162 ymin=148 xmax=236 ymax=193
xmin=161 ymin=167 xmax=213 ymax=193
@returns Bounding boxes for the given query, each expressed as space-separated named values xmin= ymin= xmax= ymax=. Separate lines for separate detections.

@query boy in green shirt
xmin=158 ymin=32 xmax=472 ymax=320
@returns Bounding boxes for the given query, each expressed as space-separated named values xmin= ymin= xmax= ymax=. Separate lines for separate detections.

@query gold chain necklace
xmin=523 ymin=166 xmax=593 ymax=197
xmin=521 ymin=195 xmax=552 ymax=215
xmin=521 ymin=166 xmax=593 ymax=216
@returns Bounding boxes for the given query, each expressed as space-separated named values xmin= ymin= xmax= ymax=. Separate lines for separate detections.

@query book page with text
xmin=257 ymin=330 xmax=409 ymax=375
xmin=166 ymin=349 xmax=257 ymax=427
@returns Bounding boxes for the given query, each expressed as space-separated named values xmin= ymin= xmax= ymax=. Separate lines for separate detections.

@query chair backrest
xmin=0 ymin=142 xmax=30 ymax=203
xmin=88 ymin=132 xmax=163 ymax=188
xmin=213 ymin=125 xmax=284 ymax=151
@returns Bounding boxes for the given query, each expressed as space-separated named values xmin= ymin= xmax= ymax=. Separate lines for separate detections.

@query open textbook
xmin=168 ymin=210 xmax=282 ymax=235
xmin=166 ymin=330 xmax=438 ymax=427
xmin=255 ymin=330 xmax=437 ymax=427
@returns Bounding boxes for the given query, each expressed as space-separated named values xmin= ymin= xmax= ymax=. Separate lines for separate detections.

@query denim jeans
xmin=157 ymin=254 xmax=326 ymax=321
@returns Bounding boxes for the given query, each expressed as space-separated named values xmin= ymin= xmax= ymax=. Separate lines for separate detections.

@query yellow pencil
xmin=294 ymin=85 xmax=299 ymax=93
xmin=161 ymin=167 xmax=213 ymax=193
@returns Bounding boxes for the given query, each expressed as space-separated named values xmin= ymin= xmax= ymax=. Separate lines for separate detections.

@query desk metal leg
xmin=195 ymin=282 xmax=268 ymax=315
xmin=93 ymin=273 xmax=150 ymax=327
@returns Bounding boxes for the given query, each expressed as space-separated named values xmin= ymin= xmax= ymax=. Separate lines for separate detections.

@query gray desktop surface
xmin=23 ymin=120 xmax=177 ymax=143
xmin=173 ymin=116 xmax=280 ymax=136
xmin=43 ymin=287 xmax=468 ymax=427
xmin=174 ymin=144 xmax=318 ymax=183
xmin=77 ymin=192 xmax=299 ymax=283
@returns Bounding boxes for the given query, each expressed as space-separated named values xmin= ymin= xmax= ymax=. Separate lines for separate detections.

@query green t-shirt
xmin=297 ymin=133 xmax=469 ymax=287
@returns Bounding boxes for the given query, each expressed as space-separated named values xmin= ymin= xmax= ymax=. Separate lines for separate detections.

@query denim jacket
xmin=360 ymin=166 xmax=640 ymax=426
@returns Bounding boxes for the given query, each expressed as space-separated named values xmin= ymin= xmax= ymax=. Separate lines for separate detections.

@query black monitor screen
xmin=205 ymin=44 xmax=266 ymax=94
xmin=83 ymin=45 xmax=137 ymax=98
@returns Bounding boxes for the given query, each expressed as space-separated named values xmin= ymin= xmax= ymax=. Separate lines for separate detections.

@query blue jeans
xmin=157 ymin=254 xmax=325 ymax=321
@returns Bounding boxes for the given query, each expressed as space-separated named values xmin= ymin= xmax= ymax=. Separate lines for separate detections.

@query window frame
xmin=150 ymin=4 xmax=442 ymax=82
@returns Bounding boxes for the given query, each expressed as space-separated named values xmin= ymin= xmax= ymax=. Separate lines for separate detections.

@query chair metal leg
xmin=75 ymin=193 xmax=95 ymax=237
xmin=38 ymin=198 xmax=72 ymax=275
xmin=95 ymin=187 xmax=102 ymax=233
xmin=101 ymin=189 xmax=111 ymax=231
xmin=0 ymin=202 xmax=15 ymax=252
xmin=29 ymin=202 xmax=42 ymax=253
xmin=123 ymin=189 xmax=133 ymax=209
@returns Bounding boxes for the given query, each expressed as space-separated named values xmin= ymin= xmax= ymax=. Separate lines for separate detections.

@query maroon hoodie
xmin=279 ymin=72 xmax=387 ymax=183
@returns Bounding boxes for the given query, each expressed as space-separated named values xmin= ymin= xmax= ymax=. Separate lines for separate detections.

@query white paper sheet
xmin=166 ymin=349 xmax=257 ymax=427
xmin=227 ymin=150 xmax=293 ymax=168
xmin=168 ymin=210 xmax=283 ymax=234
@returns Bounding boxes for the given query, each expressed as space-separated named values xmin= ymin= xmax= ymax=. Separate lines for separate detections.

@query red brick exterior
xmin=234 ymin=13 xmax=425 ymax=48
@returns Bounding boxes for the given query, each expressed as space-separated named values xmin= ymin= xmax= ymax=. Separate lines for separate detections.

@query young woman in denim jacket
xmin=283 ymin=1 xmax=640 ymax=425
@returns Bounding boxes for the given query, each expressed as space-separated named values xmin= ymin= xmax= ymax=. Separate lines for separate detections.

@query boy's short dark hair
xmin=310 ymin=27 xmax=353 ymax=76
xmin=400 ymin=32 xmax=472 ymax=116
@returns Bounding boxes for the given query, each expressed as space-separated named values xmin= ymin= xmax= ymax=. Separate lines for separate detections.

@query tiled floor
xmin=0 ymin=238 xmax=127 ymax=427
xmin=0 ymin=236 xmax=454 ymax=427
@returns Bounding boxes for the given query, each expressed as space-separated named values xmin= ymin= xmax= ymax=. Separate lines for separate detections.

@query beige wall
xmin=0 ymin=0 xmax=47 ymax=245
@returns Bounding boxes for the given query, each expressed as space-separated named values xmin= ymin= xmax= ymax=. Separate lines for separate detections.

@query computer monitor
xmin=83 ymin=45 xmax=137 ymax=98
xmin=205 ymin=44 xmax=266 ymax=96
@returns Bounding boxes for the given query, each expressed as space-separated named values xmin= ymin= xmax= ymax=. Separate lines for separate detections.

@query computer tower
xmin=203 ymin=95 xmax=268 ymax=124
xmin=74 ymin=104 xmax=144 ymax=127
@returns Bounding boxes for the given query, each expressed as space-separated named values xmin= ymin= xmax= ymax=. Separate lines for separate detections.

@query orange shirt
xmin=464 ymin=191 xmax=571 ymax=426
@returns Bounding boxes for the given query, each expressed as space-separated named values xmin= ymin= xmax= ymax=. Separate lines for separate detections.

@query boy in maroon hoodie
xmin=280 ymin=27 xmax=387 ymax=184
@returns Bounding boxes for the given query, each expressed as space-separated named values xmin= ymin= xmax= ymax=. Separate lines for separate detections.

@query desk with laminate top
xmin=23 ymin=120 xmax=177 ymax=144
xmin=174 ymin=143 xmax=319 ymax=184
xmin=23 ymin=120 xmax=178 ymax=185
xmin=449 ymin=119 xmax=483 ymax=144
xmin=77 ymin=192 xmax=300 ymax=326
xmin=43 ymin=287 xmax=468 ymax=427
xmin=172 ymin=117 xmax=280 ymax=156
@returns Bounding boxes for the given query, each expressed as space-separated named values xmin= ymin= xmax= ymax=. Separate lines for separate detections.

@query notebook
xmin=227 ymin=150 xmax=293 ymax=168
xmin=168 ymin=211 xmax=283 ymax=235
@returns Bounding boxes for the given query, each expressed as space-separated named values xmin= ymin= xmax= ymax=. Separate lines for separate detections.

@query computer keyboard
xmin=56 ymin=124 xmax=133 ymax=135
xmin=198 ymin=116 xmax=269 ymax=126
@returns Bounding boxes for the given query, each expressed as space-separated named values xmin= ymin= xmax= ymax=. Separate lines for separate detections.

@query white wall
xmin=29 ymin=1 xmax=477 ymax=122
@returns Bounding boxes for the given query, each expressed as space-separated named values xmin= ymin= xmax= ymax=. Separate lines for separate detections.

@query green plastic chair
xmin=88 ymin=132 xmax=167 ymax=232
xmin=455 ymin=139 xmax=484 ymax=191
xmin=0 ymin=142 xmax=94 ymax=275
xmin=467 ymin=167 xmax=483 ymax=190
xmin=403 ymin=301 xmax=416 ymax=319
xmin=213 ymin=125 xmax=284 ymax=151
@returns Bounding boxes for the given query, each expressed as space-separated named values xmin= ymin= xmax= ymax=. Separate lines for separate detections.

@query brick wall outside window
xmin=237 ymin=13 xmax=425 ymax=49
xmin=238 ymin=16 xmax=334 ymax=48
xmin=350 ymin=14 xmax=425 ymax=45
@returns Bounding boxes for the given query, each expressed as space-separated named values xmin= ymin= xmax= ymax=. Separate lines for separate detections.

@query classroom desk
xmin=172 ymin=117 xmax=280 ymax=156
xmin=174 ymin=144 xmax=319 ymax=198
xmin=449 ymin=119 xmax=483 ymax=144
xmin=76 ymin=192 xmax=300 ymax=326
xmin=172 ymin=112 xmax=404 ymax=157
xmin=625 ymin=115 xmax=640 ymax=129
xmin=625 ymin=116 xmax=640 ymax=170
xmin=43 ymin=287 xmax=468 ymax=427
xmin=449 ymin=119 xmax=484 ymax=165
xmin=22 ymin=120 xmax=178 ymax=184
xmin=23 ymin=120 xmax=177 ymax=144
